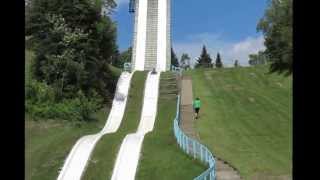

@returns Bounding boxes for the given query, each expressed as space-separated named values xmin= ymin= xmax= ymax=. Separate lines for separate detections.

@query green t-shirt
xmin=193 ymin=99 xmax=201 ymax=108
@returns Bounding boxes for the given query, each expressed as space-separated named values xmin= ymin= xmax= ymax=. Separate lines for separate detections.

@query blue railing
xmin=173 ymin=95 xmax=216 ymax=180
xmin=171 ymin=65 xmax=181 ymax=72
xmin=123 ymin=62 xmax=132 ymax=72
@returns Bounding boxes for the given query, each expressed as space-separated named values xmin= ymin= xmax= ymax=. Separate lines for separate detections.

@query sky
xmin=111 ymin=0 xmax=268 ymax=67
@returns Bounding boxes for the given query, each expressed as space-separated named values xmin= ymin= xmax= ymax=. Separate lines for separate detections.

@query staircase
xmin=159 ymin=72 xmax=178 ymax=100
xmin=144 ymin=0 xmax=158 ymax=70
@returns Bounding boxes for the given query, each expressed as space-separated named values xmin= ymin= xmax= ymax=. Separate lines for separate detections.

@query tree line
xmin=171 ymin=45 xmax=239 ymax=69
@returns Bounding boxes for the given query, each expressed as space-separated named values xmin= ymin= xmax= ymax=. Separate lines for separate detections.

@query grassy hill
xmin=136 ymin=72 xmax=206 ymax=179
xmin=185 ymin=65 xmax=292 ymax=179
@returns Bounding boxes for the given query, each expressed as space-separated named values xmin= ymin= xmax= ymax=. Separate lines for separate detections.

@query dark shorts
xmin=195 ymin=108 xmax=200 ymax=113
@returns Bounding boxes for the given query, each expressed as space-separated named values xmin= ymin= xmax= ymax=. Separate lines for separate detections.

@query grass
xmin=109 ymin=64 xmax=122 ymax=77
xmin=25 ymin=108 xmax=109 ymax=180
xmin=135 ymin=72 xmax=207 ymax=180
xmin=25 ymin=49 xmax=109 ymax=180
xmin=82 ymin=71 xmax=148 ymax=180
xmin=185 ymin=65 xmax=292 ymax=179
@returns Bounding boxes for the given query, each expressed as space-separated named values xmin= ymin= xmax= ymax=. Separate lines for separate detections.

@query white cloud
xmin=173 ymin=33 xmax=265 ymax=67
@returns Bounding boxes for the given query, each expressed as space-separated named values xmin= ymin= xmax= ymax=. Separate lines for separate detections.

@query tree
xmin=215 ymin=52 xmax=223 ymax=68
xmin=195 ymin=45 xmax=213 ymax=68
xmin=234 ymin=60 xmax=239 ymax=67
xmin=171 ymin=47 xmax=179 ymax=67
xmin=111 ymin=47 xmax=132 ymax=68
xmin=26 ymin=0 xmax=118 ymax=103
xmin=180 ymin=53 xmax=191 ymax=70
xmin=257 ymin=0 xmax=292 ymax=75
xmin=248 ymin=51 xmax=267 ymax=66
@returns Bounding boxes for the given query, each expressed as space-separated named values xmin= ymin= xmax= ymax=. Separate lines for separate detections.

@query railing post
xmin=186 ymin=138 xmax=189 ymax=154
xmin=193 ymin=140 xmax=196 ymax=158
xmin=200 ymin=146 xmax=203 ymax=162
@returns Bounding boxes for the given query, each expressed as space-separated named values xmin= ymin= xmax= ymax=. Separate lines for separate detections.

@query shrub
xmin=26 ymin=79 xmax=102 ymax=122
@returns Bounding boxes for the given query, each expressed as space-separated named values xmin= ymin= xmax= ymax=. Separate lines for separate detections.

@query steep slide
xmin=111 ymin=71 xmax=160 ymax=180
xmin=57 ymin=72 xmax=133 ymax=180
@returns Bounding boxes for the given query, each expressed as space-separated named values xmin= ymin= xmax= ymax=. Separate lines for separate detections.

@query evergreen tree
xmin=234 ymin=60 xmax=239 ymax=67
xmin=195 ymin=45 xmax=213 ymax=68
xmin=215 ymin=52 xmax=223 ymax=68
xmin=180 ymin=53 xmax=191 ymax=70
xmin=171 ymin=47 xmax=179 ymax=67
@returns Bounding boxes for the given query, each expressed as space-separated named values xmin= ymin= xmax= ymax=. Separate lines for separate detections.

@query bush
xmin=26 ymin=79 xmax=102 ymax=122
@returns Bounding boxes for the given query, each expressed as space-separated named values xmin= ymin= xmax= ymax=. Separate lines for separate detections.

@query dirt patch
xmin=248 ymin=97 xmax=255 ymax=103
xmin=276 ymin=82 xmax=283 ymax=88
xmin=249 ymin=72 xmax=257 ymax=77
xmin=204 ymin=72 xmax=213 ymax=80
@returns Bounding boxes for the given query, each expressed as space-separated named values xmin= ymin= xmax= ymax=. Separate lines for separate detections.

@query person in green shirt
xmin=193 ymin=97 xmax=201 ymax=119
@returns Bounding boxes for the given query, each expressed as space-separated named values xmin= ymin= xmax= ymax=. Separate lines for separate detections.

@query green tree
xmin=26 ymin=0 xmax=118 ymax=103
xmin=234 ymin=60 xmax=239 ymax=67
xmin=195 ymin=45 xmax=213 ymax=68
xmin=257 ymin=0 xmax=292 ymax=75
xmin=112 ymin=47 xmax=132 ymax=68
xmin=215 ymin=52 xmax=223 ymax=68
xmin=248 ymin=51 xmax=267 ymax=66
xmin=171 ymin=47 xmax=179 ymax=67
xmin=180 ymin=53 xmax=191 ymax=70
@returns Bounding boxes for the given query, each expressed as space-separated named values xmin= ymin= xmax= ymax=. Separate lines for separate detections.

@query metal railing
xmin=171 ymin=65 xmax=181 ymax=72
xmin=123 ymin=62 xmax=132 ymax=72
xmin=173 ymin=95 xmax=216 ymax=180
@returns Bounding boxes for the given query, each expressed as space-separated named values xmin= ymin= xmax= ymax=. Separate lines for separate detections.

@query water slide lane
xmin=57 ymin=72 xmax=133 ymax=180
xmin=111 ymin=72 xmax=160 ymax=180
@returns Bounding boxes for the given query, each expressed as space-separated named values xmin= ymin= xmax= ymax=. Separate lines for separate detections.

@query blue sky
xmin=111 ymin=0 xmax=268 ymax=66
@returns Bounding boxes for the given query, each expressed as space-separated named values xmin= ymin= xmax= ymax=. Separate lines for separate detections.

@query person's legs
xmin=195 ymin=108 xmax=199 ymax=119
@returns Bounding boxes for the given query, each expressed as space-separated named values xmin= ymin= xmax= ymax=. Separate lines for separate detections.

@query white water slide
xmin=111 ymin=72 xmax=160 ymax=180
xmin=57 ymin=72 xmax=133 ymax=180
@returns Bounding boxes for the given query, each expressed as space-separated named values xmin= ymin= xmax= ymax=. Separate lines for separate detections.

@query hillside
xmin=185 ymin=65 xmax=292 ymax=179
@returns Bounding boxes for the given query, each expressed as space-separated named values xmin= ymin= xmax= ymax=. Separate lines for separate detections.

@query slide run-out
xmin=57 ymin=72 xmax=133 ymax=180
xmin=111 ymin=71 xmax=160 ymax=180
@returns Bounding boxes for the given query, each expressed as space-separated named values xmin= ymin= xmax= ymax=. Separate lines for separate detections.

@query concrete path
xmin=180 ymin=75 xmax=241 ymax=180
xmin=111 ymin=72 xmax=160 ymax=180
xmin=57 ymin=72 xmax=133 ymax=180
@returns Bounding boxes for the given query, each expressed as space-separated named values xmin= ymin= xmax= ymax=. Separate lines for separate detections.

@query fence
xmin=123 ymin=62 xmax=132 ymax=72
xmin=173 ymin=95 xmax=216 ymax=180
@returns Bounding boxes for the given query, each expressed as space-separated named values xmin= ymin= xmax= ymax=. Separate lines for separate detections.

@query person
xmin=193 ymin=97 xmax=201 ymax=119
xmin=151 ymin=67 xmax=157 ymax=74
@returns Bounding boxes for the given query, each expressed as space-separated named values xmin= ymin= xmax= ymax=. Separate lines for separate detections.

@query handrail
xmin=173 ymin=95 xmax=216 ymax=180
xmin=123 ymin=62 xmax=132 ymax=72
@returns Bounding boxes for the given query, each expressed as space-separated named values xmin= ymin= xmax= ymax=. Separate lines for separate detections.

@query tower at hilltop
xmin=129 ymin=0 xmax=171 ymax=72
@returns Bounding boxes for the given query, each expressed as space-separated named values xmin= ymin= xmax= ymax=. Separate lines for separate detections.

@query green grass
xmin=109 ymin=64 xmax=122 ymax=78
xmin=185 ymin=65 xmax=292 ymax=179
xmin=25 ymin=108 xmax=109 ymax=180
xmin=25 ymin=49 xmax=109 ymax=180
xmin=136 ymin=72 xmax=207 ymax=180
xmin=82 ymin=71 xmax=148 ymax=179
